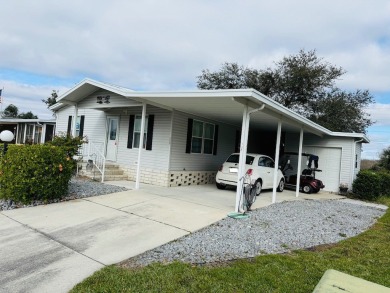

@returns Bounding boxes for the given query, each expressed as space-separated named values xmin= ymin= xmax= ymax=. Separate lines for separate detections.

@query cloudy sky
xmin=0 ymin=0 xmax=389 ymax=159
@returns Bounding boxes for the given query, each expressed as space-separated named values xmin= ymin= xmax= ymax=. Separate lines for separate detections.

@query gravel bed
xmin=122 ymin=200 xmax=385 ymax=268
xmin=0 ymin=177 xmax=128 ymax=211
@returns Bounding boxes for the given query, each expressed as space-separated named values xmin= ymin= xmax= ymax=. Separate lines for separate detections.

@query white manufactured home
xmin=52 ymin=79 xmax=368 ymax=199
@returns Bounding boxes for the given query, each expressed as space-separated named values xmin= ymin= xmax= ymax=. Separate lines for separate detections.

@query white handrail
xmin=85 ymin=141 xmax=106 ymax=182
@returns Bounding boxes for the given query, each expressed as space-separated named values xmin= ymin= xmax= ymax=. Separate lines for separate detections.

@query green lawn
xmin=71 ymin=198 xmax=390 ymax=293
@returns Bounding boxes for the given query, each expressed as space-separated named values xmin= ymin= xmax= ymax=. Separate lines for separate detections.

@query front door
xmin=106 ymin=117 xmax=119 ymax=161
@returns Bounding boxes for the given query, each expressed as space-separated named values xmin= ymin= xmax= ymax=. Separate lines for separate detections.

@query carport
xmin=125 ymin=89 xmax=334 ymax=212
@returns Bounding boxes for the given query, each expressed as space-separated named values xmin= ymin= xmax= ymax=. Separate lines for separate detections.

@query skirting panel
xmin=168 ymin=171 xmax=216 ymax=187
xmin=122 ymin=166 xmax=216 ymax=187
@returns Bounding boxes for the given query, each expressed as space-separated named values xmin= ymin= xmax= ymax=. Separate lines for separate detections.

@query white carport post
xmin=272 ymin=120 xmax=282 ymax=204
xmin=235 ymin=104 xmax=250 ymax=213
xmin=296 ymin=128 xmax=304 ymax=197
xmin=135 ymin=103 xmax=146 ymax=190
xmin=72 ymin=104 xmax=78 ymax=137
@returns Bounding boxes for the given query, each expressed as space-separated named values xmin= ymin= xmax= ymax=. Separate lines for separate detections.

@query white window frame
xmin=133 ymin=115 xmax=148 ymax=149
xmin=191 ymin=119 xmax=215 ymax=154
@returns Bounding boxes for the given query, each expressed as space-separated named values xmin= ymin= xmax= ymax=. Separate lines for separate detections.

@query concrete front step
xmin=77 ymin=162 xmax=127 ymax=181
xmin=90 ymin=175 xmax=129 ymax=181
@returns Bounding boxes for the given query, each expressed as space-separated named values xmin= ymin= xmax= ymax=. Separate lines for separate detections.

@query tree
xmin=2 ymin=104 xmax=19 ymax=118
xmin=378 ymin=146 xmax=390 ymax=171
xmin=268 ymin=50 xmax=345 ymax=112
xmin=17 ymin=111 xmax=38 ymax=119
xmin=308 ymin=89 xmax=373 ymax=133
xmin=1 ymin=104 xmax=38 ymax=119
xmin=42 ymin=90 xmax=58 ymax=109
xmin=197 ymin=49 xmax=374 ymax=133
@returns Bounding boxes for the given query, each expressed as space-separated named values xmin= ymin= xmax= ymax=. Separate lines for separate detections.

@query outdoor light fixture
xmin=0 ymin=130 xmax=15 ymax=155
xmin=96 ymin=95 xmax=110 ymax=104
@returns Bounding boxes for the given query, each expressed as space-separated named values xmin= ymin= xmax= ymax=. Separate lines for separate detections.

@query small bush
xmin=46 ymin=133 xmax=86 ymax=157
xmin=352 ymin=170 xmax=390 ymax=201
xmin=0 ymin=144 xmax=76 ymax=203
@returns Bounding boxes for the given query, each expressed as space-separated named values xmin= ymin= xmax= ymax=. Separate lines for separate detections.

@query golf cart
xmin=280 ymin=152 xmax=325 ymax=194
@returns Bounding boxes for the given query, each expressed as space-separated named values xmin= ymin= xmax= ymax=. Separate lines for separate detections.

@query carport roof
xmin=0 ymin=119 xmax=56 ymax=124
xmin=52 ymin=78 xmax=369 ymax=142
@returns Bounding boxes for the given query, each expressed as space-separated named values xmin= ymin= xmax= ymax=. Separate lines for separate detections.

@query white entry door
xmin=106 ymin=117 xmax=119 ymax=161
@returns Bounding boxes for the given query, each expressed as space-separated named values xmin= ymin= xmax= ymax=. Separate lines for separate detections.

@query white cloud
xmin=1 ymin=0 xmax=390 ymax=91
xmin=366 ymin=103 xmax=390 ymax=127
xmin=0 ymin=80 xmax=69 ymax=119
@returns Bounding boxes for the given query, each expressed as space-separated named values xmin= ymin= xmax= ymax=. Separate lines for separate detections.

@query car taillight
xmin=246 ymin=169 xmax=253 ymax=176
xmin=218 ymin=165 xmax=223 ymax=171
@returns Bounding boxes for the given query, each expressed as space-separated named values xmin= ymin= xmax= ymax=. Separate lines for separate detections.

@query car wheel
xmin=277 ymin=179 xmax=285 ymax=192
xmin=302 ymin=184 xmax=312 ymax=194
xmin=216 ymin=182 xmax=226 ymax=190
xmin=254 ymin=179 xmax=262 ymax=196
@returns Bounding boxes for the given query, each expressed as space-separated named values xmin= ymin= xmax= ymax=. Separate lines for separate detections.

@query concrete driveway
xmin=0 ymin=182 xmax=342 ymax=293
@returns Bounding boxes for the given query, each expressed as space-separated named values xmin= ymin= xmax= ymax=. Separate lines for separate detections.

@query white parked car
xmin=216 ymin=153 xmax=285 ymax=195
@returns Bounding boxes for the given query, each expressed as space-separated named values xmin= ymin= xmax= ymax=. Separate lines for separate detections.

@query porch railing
xmin=84 ymin=141 xmax=106 ymax=182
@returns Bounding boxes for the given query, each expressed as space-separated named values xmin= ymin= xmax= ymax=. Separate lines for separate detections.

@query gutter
xmin=350 ymin=138 xmax=365 ymax=188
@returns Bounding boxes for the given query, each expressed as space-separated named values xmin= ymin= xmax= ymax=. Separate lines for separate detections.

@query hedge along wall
xmin=0 ymin=144 xmax=75 ymax=204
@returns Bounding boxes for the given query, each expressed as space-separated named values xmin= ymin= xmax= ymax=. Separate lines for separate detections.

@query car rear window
xmin=226 ymin=154 xmax=255 ymax=165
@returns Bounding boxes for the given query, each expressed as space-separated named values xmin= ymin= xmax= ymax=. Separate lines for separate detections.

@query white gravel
xmin=123 ymin=200 xmax=385 ymax=267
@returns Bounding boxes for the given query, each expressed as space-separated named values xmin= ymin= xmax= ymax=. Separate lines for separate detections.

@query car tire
xmin=254 ymin=179 xmax=262 ymax=196
xmin=216 ymin=182 xmax=226 ymax=190
xmin=277 ymin=179 xmax=285 ymax=192
xmin=302 ymin=184 xmax=312 ymax=194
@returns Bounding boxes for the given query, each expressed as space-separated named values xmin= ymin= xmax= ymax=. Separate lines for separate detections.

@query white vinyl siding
xmin=77 ymin=90 xmax=140 ymax=109
xmin=55 ymin=105 xmax=74 ymax=135
xmin=56 ymin=106 xmax=107 ymax=152
xmin=354 ymin=142 xmax=362 ymax=180
xmin=170 ymin=111 xmax=236 ymax=171
xmin=113 ymin=106 xmax=171 ymax=172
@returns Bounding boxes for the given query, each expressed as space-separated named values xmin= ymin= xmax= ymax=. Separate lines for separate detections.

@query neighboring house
xmin=51 ymin=79 xmax=368 ymax=193
xmin=0 ymin=119 xmax=56 ymax=144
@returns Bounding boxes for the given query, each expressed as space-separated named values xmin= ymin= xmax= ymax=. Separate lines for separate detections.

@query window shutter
xmin=127 ymin=115 xmax=135 ymax=148
xmin=213 ymin=125 xmax=219 ymax=155
xmin=67 ymin=116 xmax=72 ymax=137
xmin=146 ymin=115 xmax=154 ymax=150
xmin=185 ymin=118 xmax=193 ymax=153
xmin=79 ymin=115 xmax=85 ymax=138
xmin=235 ymin=130 xmax=241 ymax=152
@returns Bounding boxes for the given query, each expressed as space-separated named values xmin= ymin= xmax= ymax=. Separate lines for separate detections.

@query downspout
xmin=235 ymin=103 xmax=265 ymax=213
xmin=72 ymin=104 xmax=78 ymax=137
xmin=350 ymin=138 xmax=364 ymax=188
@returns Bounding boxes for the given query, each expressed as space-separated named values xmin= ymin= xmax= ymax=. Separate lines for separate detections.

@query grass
xmin=71 ymin=198 xmax=390 ymax=293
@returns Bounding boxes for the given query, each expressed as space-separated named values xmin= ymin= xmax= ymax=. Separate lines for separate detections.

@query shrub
xmin=46 ymin=133 xmax=86 ymax=157
xmin=378 ymin=146 xmax=390 ymax=171
xmin=352 ymin=170 xmax=390 ymax=201
xmin=0 ymin=144 xmax=75 ymax=204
